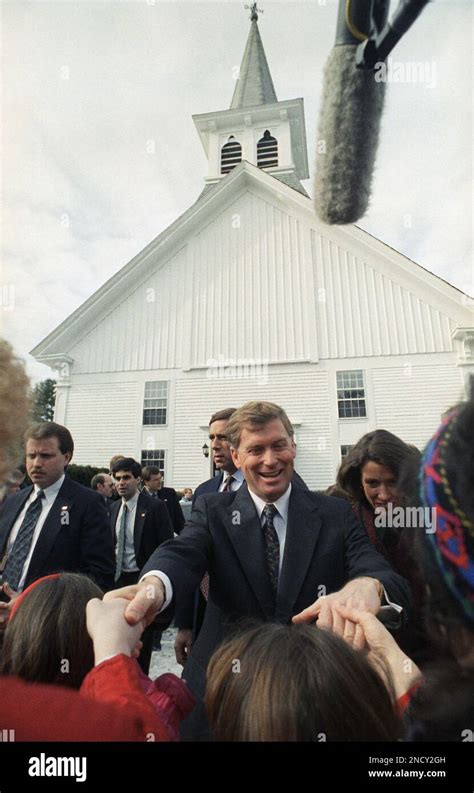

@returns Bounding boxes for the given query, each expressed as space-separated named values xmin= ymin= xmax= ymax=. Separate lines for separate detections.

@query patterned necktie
xmin=262 ymin=504 xmax=280 ymax=595
xmin=3 ymin=490 xmax=45 ymax=591
xmin=115 ymin=503 xmax=128 ymax=582
xmin=222 ymin=474 xmax=234 ymax=492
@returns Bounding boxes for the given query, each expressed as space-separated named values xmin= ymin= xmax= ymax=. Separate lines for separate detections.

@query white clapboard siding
xmin=172 ymin=369 xmax=332 ymax=490
xmin=63 ymin=382 xmax=139 ymax=466
xmin=372 ymin=364 xmax=465 ymax=447
xmin=64 ymin=188 xmax=459 ymax=376
xmin=188 ymin=192 xmax=314 ymax=366
xmin=68 ymin=245 xmax=188 ymax=374
xmin=311 ymin=231 xmax=455 ymax=359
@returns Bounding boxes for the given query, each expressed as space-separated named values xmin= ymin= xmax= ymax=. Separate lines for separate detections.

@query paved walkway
xmin=149 ymin=627 xmax=182 ymax=679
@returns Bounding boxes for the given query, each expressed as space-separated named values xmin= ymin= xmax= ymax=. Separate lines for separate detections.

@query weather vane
xmin=245 ymin=3 xmax=263 ymax=22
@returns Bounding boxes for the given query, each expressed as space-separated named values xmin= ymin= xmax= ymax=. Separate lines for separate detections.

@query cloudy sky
xmin=2 ymin=0 xmax=472 ymax=382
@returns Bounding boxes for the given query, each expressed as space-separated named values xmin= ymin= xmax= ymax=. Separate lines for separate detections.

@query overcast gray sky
xmin=2 ymin=0 xmax=472 ymax=382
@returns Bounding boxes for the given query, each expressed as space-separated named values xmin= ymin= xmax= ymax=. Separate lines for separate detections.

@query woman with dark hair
xmin=205 ymin=621 xmax=403 ymax=741
xmin=337 ymin=429 xmax=421 ymax=557
xmin=1 ymin=573 xmax=103 ymax=688
xmin=336 ymin=430 xmax=427 ymax=659
xmin=0 ymin=572 xmax=194 ymax=739
xmin=335 ymin=396 xmax=474 ymax=741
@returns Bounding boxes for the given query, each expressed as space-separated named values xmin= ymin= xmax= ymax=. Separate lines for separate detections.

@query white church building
xmin=31 ymin=10 xmax=473 ymax=490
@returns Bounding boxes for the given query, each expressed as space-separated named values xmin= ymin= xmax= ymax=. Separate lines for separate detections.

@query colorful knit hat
xmin=420 ymin=407 xmax=474 ymax=625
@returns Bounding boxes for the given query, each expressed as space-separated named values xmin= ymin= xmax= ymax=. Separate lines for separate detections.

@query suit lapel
xmin=134 ymin=493 xmax=148 ymax=556
xmin=110 ymin=500 xmax=121 ymax=541
xmin=276 ymin=489 xmax=322 ymax=621
xmin=224 ymin=484 xmax=275 ymax=619
xmin=212 ymin=473 xmax=223 ymax=492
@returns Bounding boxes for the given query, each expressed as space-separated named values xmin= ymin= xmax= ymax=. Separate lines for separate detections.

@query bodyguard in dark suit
xmin=174 ymin=408 xmax=243 ymax=662
xmin=141 ymin=467 xmax=185 ymax=535
xmin=109 ymin=401 xmax=412 ymax=740
xmin=110 ymin=457 xmax=173 ymax=672
xmin=90 ymin=472 xmax=114 ymax=523
xmin=0 ymin=422 xmax=115 ymax=595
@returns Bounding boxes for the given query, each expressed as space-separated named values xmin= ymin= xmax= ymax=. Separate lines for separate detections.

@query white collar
xmin=122 ymin=491 xmax=139 ymax=509
xmin=34 ymin=473 xmax=65 ymax=502
xmin=223 ymin=469 xmax=244 ymax=485
xmin=247 ymin=483 xmax=292 ymax=522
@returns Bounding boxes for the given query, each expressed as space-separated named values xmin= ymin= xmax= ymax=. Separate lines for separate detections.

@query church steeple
xmin=192 ymin=5 xmax=309 ymax=195
xmin=230 ymin=5 xmax=277 ymax=109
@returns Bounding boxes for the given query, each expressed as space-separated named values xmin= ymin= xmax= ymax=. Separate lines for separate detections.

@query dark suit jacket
xmin=146 ymin=487 xmax=185 ymax=535
xmin=175 ymin=470 xmax=309 ymax=629
xmin=192 ymin=473 xmax=224 ymax=507
xmin=142 ymin=484 xmax=412 ymax=731
xmin=110 ymin=490 xmax=174 ymax=572
xmin=0 ymin=477 xmax=115 ymax=591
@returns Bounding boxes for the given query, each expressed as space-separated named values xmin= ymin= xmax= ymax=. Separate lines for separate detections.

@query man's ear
xmin=64 ymin=452 xmax=72 ymax=467
xmin=231 ymin=447 xmax=241 ymax=469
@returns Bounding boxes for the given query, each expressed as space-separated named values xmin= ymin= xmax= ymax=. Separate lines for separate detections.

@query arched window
xmin=257 ymin=130 xmax=278 ymax=169
xmin=221 ymin=136 xmax=242 ymax=174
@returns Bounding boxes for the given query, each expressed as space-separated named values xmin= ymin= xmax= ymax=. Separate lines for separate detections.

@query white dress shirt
xmin=143 ymin=483 xmax=292 ymax=610
xmin=246 ymin=485 xmax=291 ymax=577
xmin=3 ymin=474 xmax=65 ymax=592
xmin=218 ymin=469 xmax=244 ymax=492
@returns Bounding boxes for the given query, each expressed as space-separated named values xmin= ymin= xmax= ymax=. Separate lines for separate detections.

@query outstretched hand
xmin=333 ymin=604 xmax=422 ymax=699
xmin=103 ymin=576 xmax=165 ymax=627
xmin=86 ymin=597 xmax=146 ymax=666
xmin=292 ymin=577 xmax=383 ymax=649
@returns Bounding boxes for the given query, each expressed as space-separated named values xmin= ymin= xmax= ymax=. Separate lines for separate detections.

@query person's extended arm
xmin=334 ymin=604 xmax=422 ymax=702
xmin=81 ymin=597 xmax=193 ymax=740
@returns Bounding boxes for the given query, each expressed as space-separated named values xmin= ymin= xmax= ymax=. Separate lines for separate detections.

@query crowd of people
xmin=0 ymin=339 xmax=472 ymax=743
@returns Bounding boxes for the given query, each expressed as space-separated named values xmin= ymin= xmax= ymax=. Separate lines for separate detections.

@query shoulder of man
xmin=159 ymin=486 xmax=178 ymax=499
xmin=62 ymin=477 xmax=102 ymax=500
xmin=141 ymin=490 xmax=167 ymax=512
xmin=195 ymin=488 xmax=242 ymax=512
xmin=194 ymin=474 xmax=222 ymax=496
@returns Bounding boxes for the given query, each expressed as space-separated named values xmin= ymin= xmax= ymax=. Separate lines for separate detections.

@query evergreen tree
xmin=31 ymin=379 xmax=56 ymax=422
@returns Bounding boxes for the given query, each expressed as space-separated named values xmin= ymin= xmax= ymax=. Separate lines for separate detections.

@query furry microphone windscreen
xmin=314 ymin=45 xmax=386 ymax=225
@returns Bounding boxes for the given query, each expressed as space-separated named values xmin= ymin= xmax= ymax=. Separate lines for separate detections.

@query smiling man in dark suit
xmin=0 ymin=422 xmax=115 ymax=601
xmin=107 ymin=401 xmax=412 ymax=740
xmin=110 ymin=457 xmax=173 ymax=672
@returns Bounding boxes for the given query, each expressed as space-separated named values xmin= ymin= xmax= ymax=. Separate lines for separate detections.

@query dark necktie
xmin=262 ymin=504 xmax=280 ymax=595
xmin=222 ymin=475 xmax=234 ymax=492
xmin=115 ymin=503 xmax=128 ymax=582
xmin=3 ymin=490 xmax=45 ymax=591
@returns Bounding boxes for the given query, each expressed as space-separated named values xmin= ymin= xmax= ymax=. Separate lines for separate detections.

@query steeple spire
xmin=230 ymin=4 xmax=277 ymax=110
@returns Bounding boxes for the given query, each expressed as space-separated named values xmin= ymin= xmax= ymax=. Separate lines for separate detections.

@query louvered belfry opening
xmin=221 ymin=136 xmax=242 ymax=174
xmin=257 ymin=130 xmax=278 ymax=168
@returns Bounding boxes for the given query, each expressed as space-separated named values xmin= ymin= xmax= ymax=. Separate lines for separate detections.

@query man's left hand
xmin=292 ymin=577 xmax=383 ymax=649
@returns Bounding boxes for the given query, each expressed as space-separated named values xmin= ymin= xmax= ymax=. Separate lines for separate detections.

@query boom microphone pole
xmin=314 ymin=0 xmax=430 ymax=226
